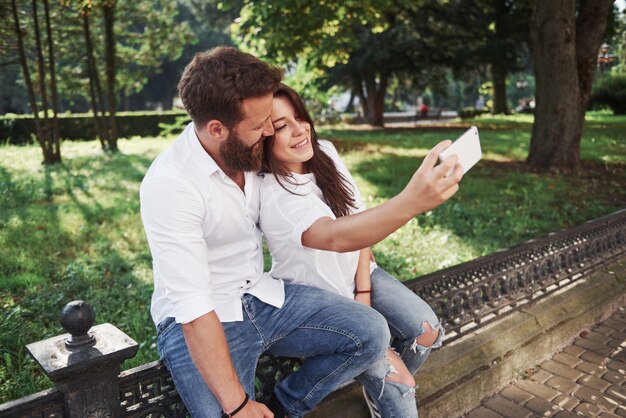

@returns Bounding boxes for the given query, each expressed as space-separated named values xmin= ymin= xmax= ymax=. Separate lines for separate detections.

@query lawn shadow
xmin=352 ymin=151 xmax=626 ymax=277
xmin=0 ymin=151 xmax=161 ymax=401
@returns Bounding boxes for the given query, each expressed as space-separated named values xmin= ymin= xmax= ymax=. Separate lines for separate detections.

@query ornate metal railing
xmin=406 ymin=209 xmax=626 ymax=342
xmin=1 ymin=210 xmax=625 ymax=418
xmin=119 ymin=361 xmax=188 ymax=418
xmin=0 ymin=388 xmax=63 ymax=418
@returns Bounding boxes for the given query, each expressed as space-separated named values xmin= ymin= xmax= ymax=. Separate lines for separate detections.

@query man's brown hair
xmin=178 ymin=47 xmax=283 ymax=129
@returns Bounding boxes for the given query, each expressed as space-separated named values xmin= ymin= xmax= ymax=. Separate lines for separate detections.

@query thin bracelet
xmin=221 ymin=393 xmax=250 ymax=418
xmin=355 ymin=289 xmax=372 ymax=294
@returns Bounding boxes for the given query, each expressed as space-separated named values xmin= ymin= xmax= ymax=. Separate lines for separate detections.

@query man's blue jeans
xmin=156 ymin=282 xmax=390 ymax=418
xmin=356 ymin=267 xmax=444 ymax=417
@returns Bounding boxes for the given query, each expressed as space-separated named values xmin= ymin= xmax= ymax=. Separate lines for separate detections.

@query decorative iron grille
xmin=0 ymin=388 xmax=64 ymax=418
xmin=405 ymin=209 xmax=626 ymax=342
xmin=119 ymin=361 xmax=188 ymax=417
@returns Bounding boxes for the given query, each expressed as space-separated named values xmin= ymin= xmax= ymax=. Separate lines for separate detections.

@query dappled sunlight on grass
xmin=373 ymin=218 xmax=484 ymax=279
xmin=339 ymin=136 xmax=624 ymax=281
xmin=0 ymin=136 xmax=174 ymax=401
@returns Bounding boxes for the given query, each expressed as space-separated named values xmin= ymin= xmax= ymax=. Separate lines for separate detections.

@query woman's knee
xmin=411 ymin=321 xmax=444 ymax=353
xmin=415 ymin=322 xmax=439 ymax=346
xmin=384 ymin=348 xmax=416 ymax=387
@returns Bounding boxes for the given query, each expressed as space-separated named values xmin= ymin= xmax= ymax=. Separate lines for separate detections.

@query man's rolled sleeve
xmin=140 ymin=176 xmax=215 ymax=323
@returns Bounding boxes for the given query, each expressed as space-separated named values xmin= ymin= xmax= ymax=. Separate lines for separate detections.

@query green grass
xmin=1 ymin=115 xmax=625 ymax=402
xmin=319 ymin=117 xmax=625 ymax=278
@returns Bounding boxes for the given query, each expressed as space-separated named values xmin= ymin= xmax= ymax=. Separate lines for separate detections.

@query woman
xmin=259 ymin=84 xmax=444 ymax=418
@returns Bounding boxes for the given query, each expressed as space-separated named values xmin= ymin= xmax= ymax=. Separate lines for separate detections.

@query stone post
xmin=26 ymin=300 xmax=138 ymax=418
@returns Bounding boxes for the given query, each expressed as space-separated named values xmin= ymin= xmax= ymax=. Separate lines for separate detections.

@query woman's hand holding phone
xmin=400 ymin=140 xmax=464 ymax=217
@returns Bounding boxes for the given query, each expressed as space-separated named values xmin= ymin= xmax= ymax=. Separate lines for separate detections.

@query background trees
xmin=233 ymin=0 xmax=456 ymax=126
xmin=1 ymin=0 xmax=192 ymax=160
xmin=0 ymin=0 xmax=622 ymax=170
xmin=7 ymin=0 xmax=62 ymax=164
xmin=414 ymin=0 xmax=532 ymax=115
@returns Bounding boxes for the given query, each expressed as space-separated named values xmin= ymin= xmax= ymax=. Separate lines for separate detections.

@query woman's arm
xmin=354 ymin=248 xmax=372 ymax=306
xmin=302 ymin=140 xmax=462 ymax=252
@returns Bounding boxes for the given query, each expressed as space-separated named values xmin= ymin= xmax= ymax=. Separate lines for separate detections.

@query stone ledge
xmin=307 ymin=256 xmax=626 ymax=418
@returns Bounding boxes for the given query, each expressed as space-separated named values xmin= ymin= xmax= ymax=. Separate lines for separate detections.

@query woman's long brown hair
xmin=261 ymin=84 xmax=357 ymax=218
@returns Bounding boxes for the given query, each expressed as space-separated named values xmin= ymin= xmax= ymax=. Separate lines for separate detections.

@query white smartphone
xmin=438 ymin=126 xmax=481 ymax=176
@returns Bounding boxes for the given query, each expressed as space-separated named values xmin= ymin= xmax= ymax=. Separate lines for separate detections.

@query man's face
xmin=219 ymin=94 xmax=274 ymax=171
xmin=219 ymin=127 xmax=265 ymax=171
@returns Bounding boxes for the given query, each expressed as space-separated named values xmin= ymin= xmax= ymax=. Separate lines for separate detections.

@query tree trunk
xmin=575 ymin=0 xmax=614 ymax=110
xmin=527 ymin=0 xmax=614 ymax=171
xmin=43 ymin=0 xmax=61 ymax=162
xmin=82 ymin=10 xmax=107 ymax=149
xmin=364 ymin=73 xmax=388 ymax=127
xmin=353 ymin=77 xmax=368 ymax=121
xmin=491 ymin=64 xmax=509 ymax=115
xmin=344 ymin=89 xmax=355 ymax=113
xmin=32 ymin=0 xmax=58 ymax=164
xmin=161 ymin=75 xmax=175 ymax=110
xmin=103 ymin=2 xmax=118 ymax=152
xmin=11 ymin=0 xmax=44 ymax=148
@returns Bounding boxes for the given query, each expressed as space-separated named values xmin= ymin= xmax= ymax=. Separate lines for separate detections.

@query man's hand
xmin=401 ymin=140 xmax=463 ymax=217
xmin=182 ymin=313 xmax=276 ymax=417
xmin=231 ymin=399 xmax=274 ymax=417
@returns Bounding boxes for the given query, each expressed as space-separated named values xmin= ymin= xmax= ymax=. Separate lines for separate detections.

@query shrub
xmin=458 ymin=106 xmax=490 ymax=119
xmin=0 ymin=111 xmax=187 ymax=144
xmin=591 ymin=74 xmax=626 ymax=115
xmin=158 ymin=115 xmax=192 ymax=137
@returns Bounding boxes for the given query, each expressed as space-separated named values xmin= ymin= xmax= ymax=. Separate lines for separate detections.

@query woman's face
xmin=270 ymin=96 xmax=313 ymax=174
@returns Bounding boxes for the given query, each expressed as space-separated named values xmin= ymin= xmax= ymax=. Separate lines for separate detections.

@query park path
xmin=463 ymin=305 xmax=626 ymax=417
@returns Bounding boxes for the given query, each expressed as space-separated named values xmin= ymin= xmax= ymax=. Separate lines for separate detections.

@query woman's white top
xmin=259 ymin=140 xmax=375 ymax=299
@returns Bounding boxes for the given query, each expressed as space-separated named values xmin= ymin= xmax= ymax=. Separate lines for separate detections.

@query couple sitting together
xmin=140 ymin=46 xmax=463 ymax=418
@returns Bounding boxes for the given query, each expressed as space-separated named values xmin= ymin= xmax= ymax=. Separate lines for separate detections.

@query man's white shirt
xmin=140 ymin=123 xmax=284 ymax=326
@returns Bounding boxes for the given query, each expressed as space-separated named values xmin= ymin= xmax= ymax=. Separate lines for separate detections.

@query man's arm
xmin=302 ymin=140 xmax=462 ymax=252
xmin=141 ymin=178 xmax=272 ymax=417
xmin=182 ymin=312 xmax=273 ymax=417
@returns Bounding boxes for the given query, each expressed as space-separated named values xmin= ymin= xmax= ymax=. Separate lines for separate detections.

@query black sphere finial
xmin=60 ymin=300 xmax=96 ymax=349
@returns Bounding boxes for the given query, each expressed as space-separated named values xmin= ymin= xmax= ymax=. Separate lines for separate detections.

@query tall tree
xmin=412 ymin=0 xmax=531 ymax=115
xmin=528 ymin=0 xmax=614 ymax=171
xmin=102 ymin=0 xmax=117 ymax=151
xmin=80 ymin=2 xmax=107 ymax=148
xmin=129 ymin=0 xmax=240 ymax=110
xmin=234 ymin=0 xmax=443 ymax=126
xmin=10 ymin=0 xmax=61 ymax=164
xmin=55 ymin=0 xmax=192 ymax=150
xmin=0 ymin=3 xmax=29 ymax=113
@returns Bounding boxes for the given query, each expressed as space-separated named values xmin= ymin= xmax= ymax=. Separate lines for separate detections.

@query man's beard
xmin=219 ymin=129 xmax=264 ymax=172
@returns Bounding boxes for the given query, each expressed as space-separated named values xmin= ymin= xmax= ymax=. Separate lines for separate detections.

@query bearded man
xmin=140 ymin=47 xmax=461 ymax=418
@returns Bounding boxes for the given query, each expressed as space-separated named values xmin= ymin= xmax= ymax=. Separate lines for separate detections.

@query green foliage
xmin=0 ymin=0 xmax=193 ymax=112
xmin=591 ymin=73 xmax=626 ymax=115
xmin=232 ymin=0 xmax=451 ymax=124
xmin=114 ymin=1 xmax=194 ymax=95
